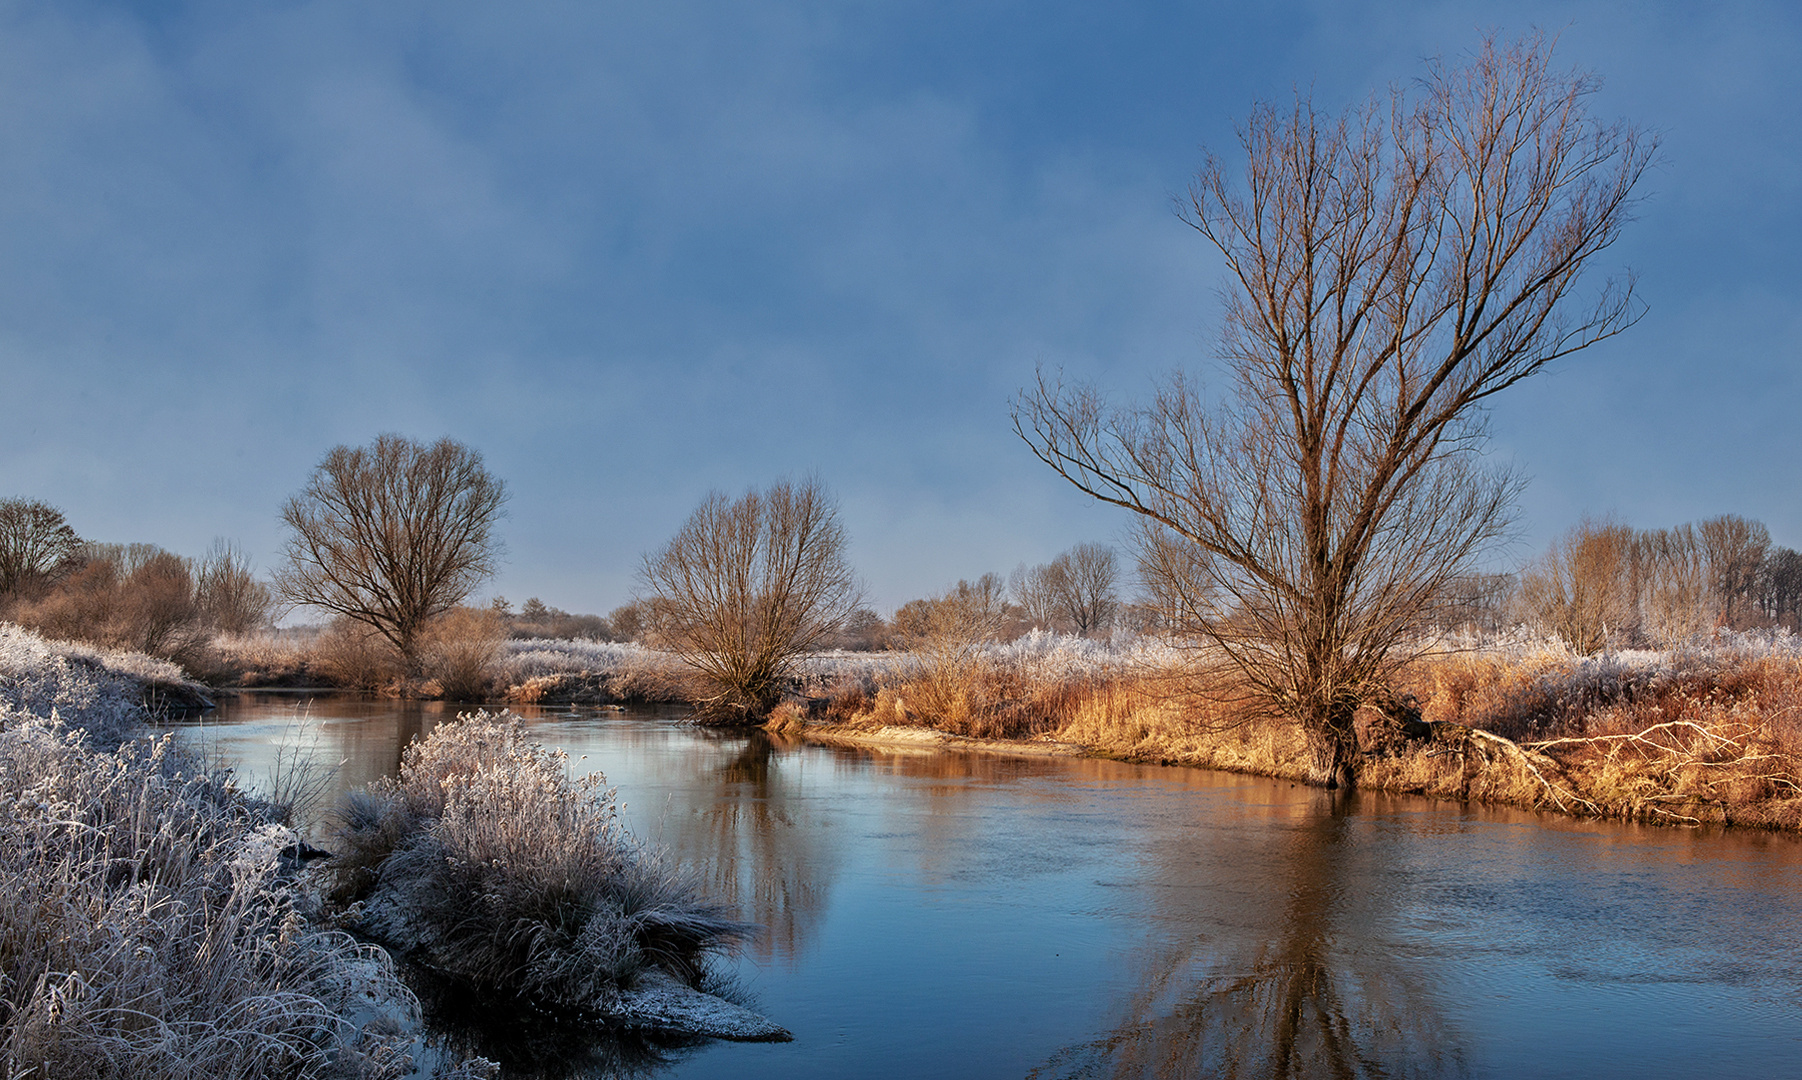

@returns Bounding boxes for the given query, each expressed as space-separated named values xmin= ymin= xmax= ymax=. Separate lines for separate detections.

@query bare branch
xmin=1015 ymin=33 xmax=1652 ymax=788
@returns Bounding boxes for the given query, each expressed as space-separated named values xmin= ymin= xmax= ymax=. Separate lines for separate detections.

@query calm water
xmin=173 ymin=693 xmax=1802 ymax=1079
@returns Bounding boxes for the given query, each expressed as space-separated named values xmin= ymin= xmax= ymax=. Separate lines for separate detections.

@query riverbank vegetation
xmin=0 ymin=623 xmax=495 ymax=1078
xmin=802 ymin=629 xmax=1802 ymax=830
xmin=197 ymin=613 xmax=1802 ymax=831
xmin=0 ymin=621 xmax=779 ymax=1075
xmin=325 ymin=714 xmax=753 ymax=1010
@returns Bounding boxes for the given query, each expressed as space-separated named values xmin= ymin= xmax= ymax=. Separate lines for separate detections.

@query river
xmin=171 ymin=692 xmax=1802 ymax=1079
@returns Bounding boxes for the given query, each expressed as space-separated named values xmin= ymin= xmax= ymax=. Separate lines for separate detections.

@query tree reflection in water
xmin=659 ymin=730 xmax=839 ymax=963
xmin=1031 ymin=797 xmax=1470 ymax=1080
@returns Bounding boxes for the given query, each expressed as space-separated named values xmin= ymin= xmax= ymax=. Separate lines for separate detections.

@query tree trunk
xmin=1302 ymin=698 xmax=1360 ymax=790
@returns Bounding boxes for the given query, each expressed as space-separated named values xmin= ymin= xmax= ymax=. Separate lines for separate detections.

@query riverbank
xmin=0 ymin=623 xmax=492 ymax=1078
xmin=774 ymin=631 xmax=1802 ymax=831
xmin=0 ymin=623 xmax=784 ymax=1076
xmin=179 ymin=624 xmax=1802 ymax=829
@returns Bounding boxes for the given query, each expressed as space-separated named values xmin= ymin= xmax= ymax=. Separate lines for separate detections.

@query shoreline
xmin=784 ymin=718 xmax=1802 ymax=833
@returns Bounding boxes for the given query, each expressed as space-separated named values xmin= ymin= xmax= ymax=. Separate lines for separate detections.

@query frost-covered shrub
xmin=0 ymin=709 xmax=488 ymax=1079
xmin=0 ymin=623 xmax=494 ymax=1078
xmin=331 ymin=713 xmax=749 ymax=1008
xmin=0 ymin=621 xmax=176 ymax=745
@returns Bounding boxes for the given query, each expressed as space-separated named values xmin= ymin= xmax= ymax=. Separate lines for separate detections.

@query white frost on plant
xmin=497 ymin=630 xmax=1189 ymax=696
xmin=0 ymin=622 xmax=163 ymax=741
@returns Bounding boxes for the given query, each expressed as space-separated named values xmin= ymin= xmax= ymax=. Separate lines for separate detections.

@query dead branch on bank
xmin=1464 ymin=728 xmax=1601 ymax=815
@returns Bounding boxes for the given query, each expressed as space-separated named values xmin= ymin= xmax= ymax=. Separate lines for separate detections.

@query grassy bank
xmin=784 ymin=630 xmax=1802 ymax=831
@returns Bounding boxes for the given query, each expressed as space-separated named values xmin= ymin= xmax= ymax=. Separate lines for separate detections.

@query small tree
xmin=1047 ymin=543 xmax=1119 ymax=635
xmin=640 ymin=478 xmax=860 ymax=722
xmin=891 ymin=574 xmax=1011 ymax=725
xmin=0 ymin=498 xmax=81 ymax=597
xmin=1009 ymin=561 xmax=1063 ymax=632
xmin=607 ymin=601 xmax=647 ymax=643
xmin=1017 ymin=35 xmax=1651 ymax=787
xmin=275 ymin=435 xmax=506 ymax=673
xmin=1518 ymin=519 xmax=1637 ymax=653
xmin=196 ymin=539 xmax=273 ymax=635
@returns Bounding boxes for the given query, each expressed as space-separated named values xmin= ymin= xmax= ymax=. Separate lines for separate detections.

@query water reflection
xmin=658 ymin=731 xmax=838 ymax=961
xmin=409 ymin=966 xmax=707 ymax=1080
xmin=1032 ymin=795 xmax=1469 ymax=1080
xmin=177 ymin=696 xmax=1802 ymax=1080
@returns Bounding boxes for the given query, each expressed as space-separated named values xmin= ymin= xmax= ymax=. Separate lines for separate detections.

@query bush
xmin=311 ymin=616 xmax=398 ymax=692
xmin=6 ymin=543 xmax=225 ymax=670
xmin=328 ymin=713 xmax=751 ymax=1008
xmin=419 ymin=607 xmax=506 ymax=701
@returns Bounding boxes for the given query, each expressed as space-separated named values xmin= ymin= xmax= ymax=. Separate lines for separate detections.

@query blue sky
xmin=0 ymin=0 xmax=1796 ymax=615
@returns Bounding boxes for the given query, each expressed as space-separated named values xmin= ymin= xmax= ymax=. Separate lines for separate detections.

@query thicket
xmin=3 ymin=541 xmax=273 ymax=671
xmin=1513 ymin=515 xmax=1802 ymax=651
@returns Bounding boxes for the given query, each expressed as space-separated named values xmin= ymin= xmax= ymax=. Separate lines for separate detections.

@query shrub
xmin=328 ymin=713 xmax=751 ymax=1008
xmin=419 ymin=606 xmax=506 ymax=701
xmin=10 ymin=544 xmax=211 ymax=668
xmin=311 ymin=616 xmax=398 ymax=692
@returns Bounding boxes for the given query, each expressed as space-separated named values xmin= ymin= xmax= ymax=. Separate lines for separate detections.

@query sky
xmin=0 ymin=0 xmax=1796 ymax=617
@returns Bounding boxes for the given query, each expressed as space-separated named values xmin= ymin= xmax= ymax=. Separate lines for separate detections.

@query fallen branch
xmin=1524 ymin=720 xmax=1753 ymax=756
xmin=1468 ymin=729 xmax=1600 ymax=815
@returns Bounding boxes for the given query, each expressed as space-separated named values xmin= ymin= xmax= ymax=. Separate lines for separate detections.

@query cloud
xmin=0 ymin=0 xmax=1795 ymax=611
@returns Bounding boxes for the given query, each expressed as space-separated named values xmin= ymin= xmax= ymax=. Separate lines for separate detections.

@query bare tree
xmin=1697 ymin=514 xmax=1770 ymax=630
xmin=891 ymin=574 xmax=1009 ymax=651
xmin=0 ymin=498 xmax=81 ymax=597
xmin=1009 ymin=562 xmax=1063 ymax=631
xmin=1047 ymin=543 xmax=1119 ymax=635
xmin=196 ymin=539 xmax=273 ymax=635
xmin=640 ymin=477 xmax=861 ymax=722
xmin=275 ymin=435 xmax=507 ymax=672
xmin=890 ymin=574 xmax=1012 ymax=727
xmin=1433 ymin=571 xmax=1515 ymax=635
xmin=1016 ymin=35 xmax=1651 ymax=787
xmin=1009 ymin=546 xmax=1118 ymax=634
xmin=1761 ymin=547 xmax=1802 ymax=633
xmin=1623 ymin=524 xmax=1708 ymax=646
xmin=607 ymin=601 xmax=648 ymax=643
xmin=1517 ymin=519 xmax=1637 ymax=653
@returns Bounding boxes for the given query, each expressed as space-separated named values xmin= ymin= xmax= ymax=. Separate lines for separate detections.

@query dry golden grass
xmin=816 ymin=640 xmax=1802 ymax=831
xmin=1384 ymin=648 xmax=1802 ymax=828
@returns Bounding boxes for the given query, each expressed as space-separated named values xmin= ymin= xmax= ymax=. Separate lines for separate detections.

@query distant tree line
xmin=0 ymin=497 xmax=273 ymax=666
xmin=1419 ymin=514 xmax=1801 ymax=652
xmin=1512 ymin=515 xmax=1799 ymax=652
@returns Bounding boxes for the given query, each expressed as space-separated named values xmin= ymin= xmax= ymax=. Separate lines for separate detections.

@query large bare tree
xmin=275 ymin=435 xmax=506 ymax=672
xmin=1017 ymin=35 xmax=1652 ymax=787
xmin=640 ymin=477 xmax=861 ymax=722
